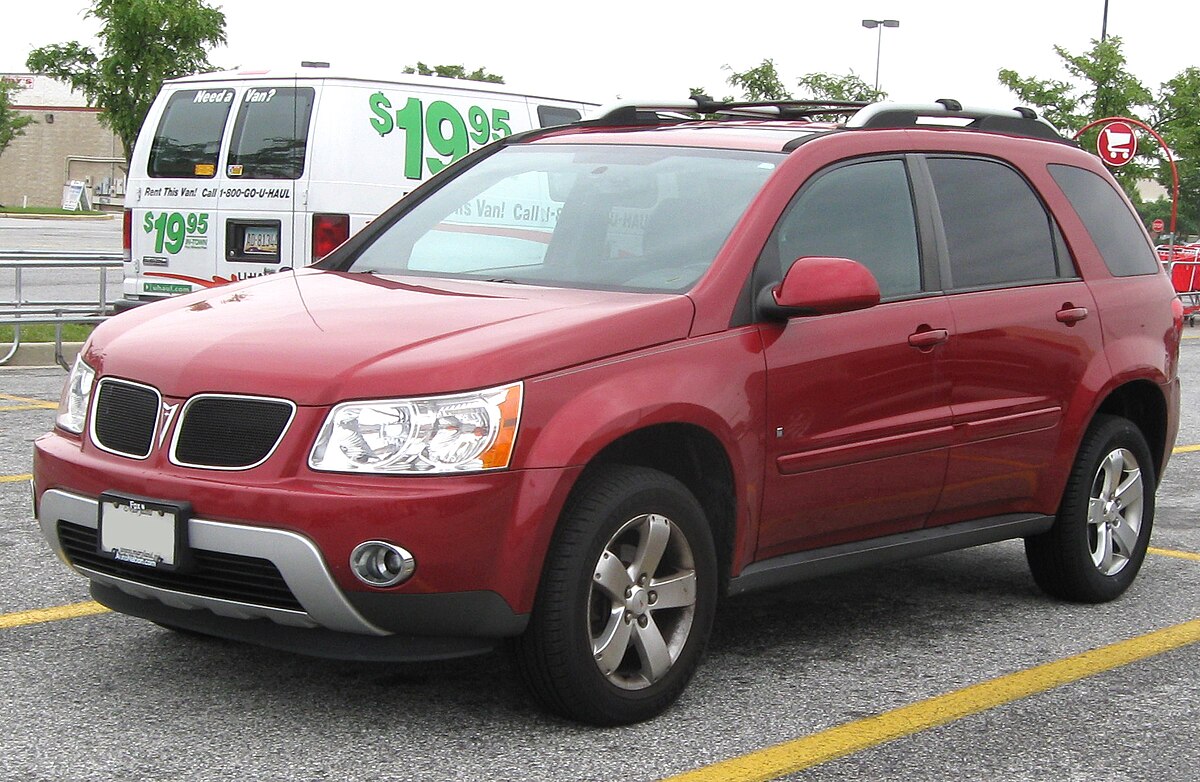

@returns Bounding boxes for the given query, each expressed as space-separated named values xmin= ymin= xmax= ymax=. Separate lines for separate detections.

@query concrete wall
xmin=0 ymin=74 xmax=126 ymax=210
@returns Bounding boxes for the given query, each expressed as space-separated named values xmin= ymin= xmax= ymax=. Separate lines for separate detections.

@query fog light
xmin=350 ymin=541 xmax=415 ymax=587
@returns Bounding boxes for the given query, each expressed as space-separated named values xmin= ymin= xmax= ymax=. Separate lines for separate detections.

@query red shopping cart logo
xmin=1098 ymin=122 xmax=1137 ymax=167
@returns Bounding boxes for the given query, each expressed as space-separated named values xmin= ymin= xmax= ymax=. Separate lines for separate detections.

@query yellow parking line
xmin=1174 ymin=444 xmax=1200 ymax=454
xmin=0 ymin=601 xmax=111 ymax=630
xmin=0 ymin=473 xmax=32 ymax=483
xmin=661 ymin=618 xmax=1200 ymax=782
xmin=0 ymin=393 xmax=57 ymax=409
xmin=1149 ymin=547 xmax=1200 ymax=562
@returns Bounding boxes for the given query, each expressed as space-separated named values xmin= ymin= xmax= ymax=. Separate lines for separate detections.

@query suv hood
xmin=88 ymin=270 xmax=695 ymax=404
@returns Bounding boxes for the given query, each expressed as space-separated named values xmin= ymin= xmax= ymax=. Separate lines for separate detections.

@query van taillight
xmin=312 ymin=213 xmax=350 ymax=260
xmin=122 ymin=208 xmax=132 ymax=262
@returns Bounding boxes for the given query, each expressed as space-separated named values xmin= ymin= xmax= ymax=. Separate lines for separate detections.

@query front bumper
xmin=37 ymin=488 xmax=530 ymax=660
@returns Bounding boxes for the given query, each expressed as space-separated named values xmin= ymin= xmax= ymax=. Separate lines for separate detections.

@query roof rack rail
xmin=846 ymin=100 xmax=1063 ymax=140
xmin=581 ymin=97 xmax=1066 ymax=142
xmin=587 ymin=97 xmax=870 ymax=125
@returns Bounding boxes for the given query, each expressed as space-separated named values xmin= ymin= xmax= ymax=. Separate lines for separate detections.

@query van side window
xmin=1048 ymin=163 xmax=1160 ymax=277
xmin=227 ymin=87 xmax=316 ymax=180
xmin=770 ymin=159 xmax=922 ymax=298
xmin=927 ymin=157 xmax=1060 ymax=288
xmin=537 ymin=106 xmax=582 ymax=127
xmin=148 ymin=89 xmax=234 ymax=178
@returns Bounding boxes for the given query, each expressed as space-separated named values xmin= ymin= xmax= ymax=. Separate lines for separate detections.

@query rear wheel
xmin=515 ymin=465 xmax=717 ymax=725
xmin=1026 ymin=415 xmax=1155 ymax=603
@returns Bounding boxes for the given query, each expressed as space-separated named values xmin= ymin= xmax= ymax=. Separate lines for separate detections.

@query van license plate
xmin=243 ymin=225 xmax=279 ymax=256
xmin=98 ymin=494 xmax=187 ymax=569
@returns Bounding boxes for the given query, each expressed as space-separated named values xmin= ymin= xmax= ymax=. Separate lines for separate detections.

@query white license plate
xmin=243 ymin=225 xmax=279 ymax=255
xmin=99 ymin=497 xmax=179 ymax=568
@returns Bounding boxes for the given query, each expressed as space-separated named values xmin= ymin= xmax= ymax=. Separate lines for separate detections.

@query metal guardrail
xmin=1 ymin=251 xmax=123 ymax=368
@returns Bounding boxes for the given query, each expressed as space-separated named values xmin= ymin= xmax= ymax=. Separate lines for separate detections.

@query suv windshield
xmin=348 ymin=144 xmax=781 ymax=292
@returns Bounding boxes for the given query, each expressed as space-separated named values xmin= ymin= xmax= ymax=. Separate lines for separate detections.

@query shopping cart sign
xmin=1098 ymin=121 xmax=1137 ymax=167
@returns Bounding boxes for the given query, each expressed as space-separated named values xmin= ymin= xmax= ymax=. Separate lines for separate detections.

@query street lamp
xmin=862 ymin=19 xmax=900 ymax=92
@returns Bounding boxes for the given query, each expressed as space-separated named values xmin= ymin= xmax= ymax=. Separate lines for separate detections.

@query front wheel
xmin=1026 ymin=415 xmax=1156 ymax=603
xmin=514 ymin=465 xmax=717 ymax=725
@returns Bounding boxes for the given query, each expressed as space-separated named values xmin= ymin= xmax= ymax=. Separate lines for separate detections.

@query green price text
xmin=369 ymin=92 xmax=513 ymax=180
xmin=143 ymin=211 xmax=209 ymax=254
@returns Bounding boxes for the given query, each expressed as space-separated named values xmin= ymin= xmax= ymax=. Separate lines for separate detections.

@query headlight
xmin=309 ymin=382 xmax=522 ymax=474
xmin=56 ymin=354 xmax=96 ymax=434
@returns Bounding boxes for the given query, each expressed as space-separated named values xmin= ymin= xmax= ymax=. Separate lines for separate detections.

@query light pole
xmin=862 ymin=19 xmax=900 ymax=92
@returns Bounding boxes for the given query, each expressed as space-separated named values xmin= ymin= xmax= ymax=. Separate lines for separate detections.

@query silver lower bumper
xmin=37 ymin=488 xmax=387 ymax=636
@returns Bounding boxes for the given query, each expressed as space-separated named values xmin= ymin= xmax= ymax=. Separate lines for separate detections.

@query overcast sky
xmin=3 ymin=0 xmax=1198 ymax=113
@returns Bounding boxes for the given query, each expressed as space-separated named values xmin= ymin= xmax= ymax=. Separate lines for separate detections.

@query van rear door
xmin=211 ymin=83 xmax=316 ymax=284
xmin=127 ymin=85 xmax=233 ymax=300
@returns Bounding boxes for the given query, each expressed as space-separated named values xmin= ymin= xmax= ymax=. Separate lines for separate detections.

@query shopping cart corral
xmin=1157 ymin=244 xmax=1200 ymax=326
xmin=1 ymin=251 xmax=122 ymax=368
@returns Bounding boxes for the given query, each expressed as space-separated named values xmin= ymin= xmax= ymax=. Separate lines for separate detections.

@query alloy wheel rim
xmin=1087 ymin=447 xmax=1144 ymax=576
xmin=587 ymin=513 xmax=697 ymax=690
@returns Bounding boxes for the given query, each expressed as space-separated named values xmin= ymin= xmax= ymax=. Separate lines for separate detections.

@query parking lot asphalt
xmin=1 ymin=341 xmax=1198 ymax=782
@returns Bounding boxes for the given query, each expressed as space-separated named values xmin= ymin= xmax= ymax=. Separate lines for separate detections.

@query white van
xmin=118 ymin=64 xmax=595 ymax=309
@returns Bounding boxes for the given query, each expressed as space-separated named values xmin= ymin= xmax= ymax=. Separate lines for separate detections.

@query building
xmin=0 ymin=73 xmax=125 ymax=211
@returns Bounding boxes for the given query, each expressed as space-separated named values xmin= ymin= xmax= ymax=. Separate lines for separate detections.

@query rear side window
xmin=770 ymin=159 xmax=922 ymax=298
xmin=537 ymin=105 xmax=582 ymax=127
xmin=226 ymin=87 xmax=315 ymax=179
xmin=1048 ymin=164 xmax=1160 ymax=276
xmin=927 ymin=157 xmax=1059 ymax=289
xmin=148 ymin=88 xmax=234 ymax=178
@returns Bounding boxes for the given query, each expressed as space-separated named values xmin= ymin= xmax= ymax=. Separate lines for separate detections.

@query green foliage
xmin=998 ymin=37 xmax=1153 ymax=193
xmin=403 ymin=62 xmax=504 ymax=84
xmin=1153 ymin=67 xmax=1200 ymax=235
xmin=723 ymin=60 xmax=886 ymax=108
xmin=25 ymin=0 xmax=226 ymax=162
xmin=999 ymin=38 xmax=1200 ymax=233
xmin=795 ymin=72 xmax=885 ymax=103
xmin=724 ymin=59 xmax=791 ymax=100
xmin=0 ymin=79 xmax=36 ymax=159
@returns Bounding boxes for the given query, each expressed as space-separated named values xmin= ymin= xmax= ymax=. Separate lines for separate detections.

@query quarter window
xmin=1048 ymin=164 xmax=1160 ymax=277
xmin=927 ymin=157 xmax=1059 ymax=288
xmin=770 ymin=159 xmax=922 ymax=298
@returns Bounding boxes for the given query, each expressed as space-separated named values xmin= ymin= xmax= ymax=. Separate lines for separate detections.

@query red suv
xmin=34 ymin=98 xmax=1182 ymax=725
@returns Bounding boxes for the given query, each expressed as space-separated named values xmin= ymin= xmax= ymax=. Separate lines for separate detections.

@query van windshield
xmin=348 ymin=144 xmax=781 ymax=292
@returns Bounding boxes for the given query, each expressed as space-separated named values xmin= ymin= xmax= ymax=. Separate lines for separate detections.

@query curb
xmin=0 ymin=342 xmax=83 ymax=368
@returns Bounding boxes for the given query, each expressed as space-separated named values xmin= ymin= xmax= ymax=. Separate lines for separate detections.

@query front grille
xmin=92 ymin=379 xmax=159 ymax=458
xmin=58 ymin=521 xmax=302 ymax=612
xmin=172 ymin=395 xmax=295 ymax=469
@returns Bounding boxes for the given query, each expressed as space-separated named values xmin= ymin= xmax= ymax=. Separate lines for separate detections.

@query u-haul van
xmin=119 ymin=64 xmax=595 ymax=309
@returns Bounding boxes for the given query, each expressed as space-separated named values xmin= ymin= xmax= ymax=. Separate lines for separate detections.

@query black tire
xmin=1025 ymin=415 xmax=1156 ymax=603
xmin=514 ymin=464 xmax=718 ymax=725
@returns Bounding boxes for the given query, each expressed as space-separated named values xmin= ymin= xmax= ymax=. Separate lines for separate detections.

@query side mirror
xmin=758 ymin=256 xmax=881 ymax=320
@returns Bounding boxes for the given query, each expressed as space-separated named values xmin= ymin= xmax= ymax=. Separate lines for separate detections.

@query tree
xmin=25 ymin=0 xmax=226 ymax=162
xmin=404 ymin=62 xmax=504 ymax=84
xmin=719 ymin=59 xmax=886 ymax=104
xmin=724 ymin=59 xmax=791 ymax=100
xmin=795 ymin=72 xmax=885 ymax=103
xmin=0 ymin=78 xmax=36 ymax=161
xmin=999 ymin=37 xmax=1200 ymax=234
xmin=998 ymin=37 xmax=1154 ymax=194
xmin=1152 ymin=67 xmax=1200 ymax=236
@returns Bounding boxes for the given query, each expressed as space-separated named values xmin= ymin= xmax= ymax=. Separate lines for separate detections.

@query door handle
xmin=1056 ymin=306 xmax=1089 ymax=325
xmin=908 ymin=328 xmax=949 ymax=349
